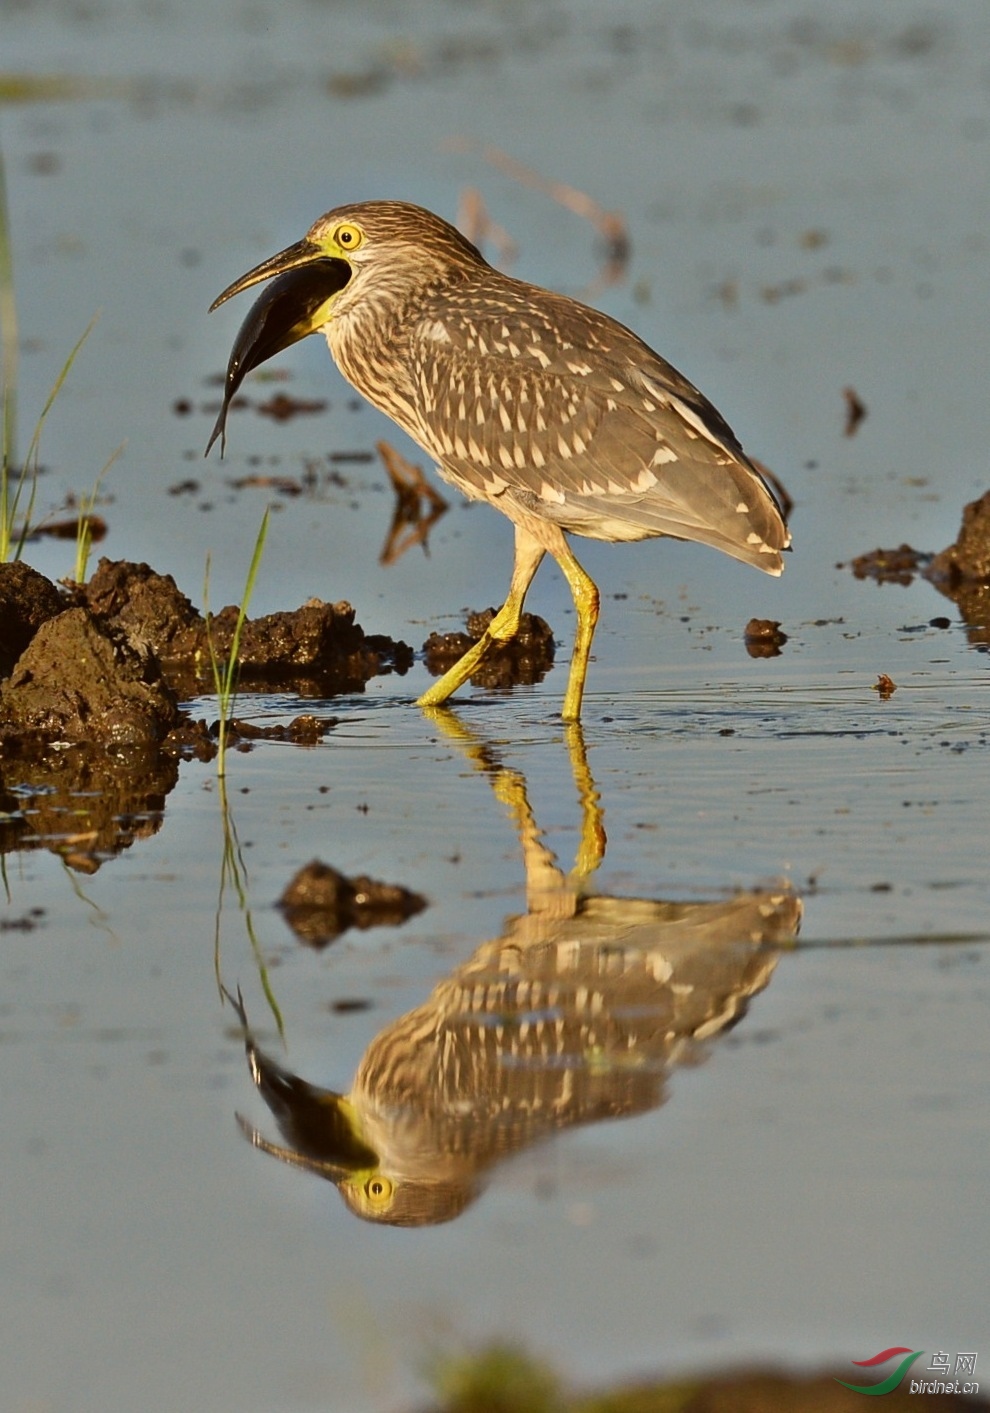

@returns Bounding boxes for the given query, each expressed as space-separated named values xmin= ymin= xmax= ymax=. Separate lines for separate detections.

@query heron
xmin=208 ymin=200 xmax=789 ymax=720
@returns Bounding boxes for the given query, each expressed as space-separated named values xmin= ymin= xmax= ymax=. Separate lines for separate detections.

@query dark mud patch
xmin=29 ymin=513 xmax=108 ymax=544
xmin=0 ymin=557 xmax=414 ymax=866
xmin=424 ymin=608 xmax=555 ymax=690
xmin=82 ymin=557 xmax=414 ymax=698
xmin=743 ymin=617 xmax=788 ymax=657
xmin=278 ymin=858 xmax=427 ymax=947
xmin=846 ymin=543 xmax=932 ymax=586
xmin=1 ymin=606 xmax=180 ymax=747
xmin=220 ymin=714 xmax=338 ymax=746
xmin=0 ymin=560 xmax=64 ymax=675
xmin=846 ymin=489 xmax=990 ymax=646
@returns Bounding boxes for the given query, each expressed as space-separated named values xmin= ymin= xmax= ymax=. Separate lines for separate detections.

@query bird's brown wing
xmin=407 ymin=299 xmax=788 ymax=572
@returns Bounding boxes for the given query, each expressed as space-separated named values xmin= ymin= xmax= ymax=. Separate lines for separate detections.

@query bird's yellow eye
xmin=364 ymin=1175 xmax=393 ymax=1207
xmin=334 ymin=222 xmax=364 ymax=253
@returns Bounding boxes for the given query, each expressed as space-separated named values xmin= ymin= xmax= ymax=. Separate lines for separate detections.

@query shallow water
xmin=3 ymin=1 xmax=989 ymax=1409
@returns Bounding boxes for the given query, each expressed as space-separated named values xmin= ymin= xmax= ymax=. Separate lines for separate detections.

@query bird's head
xmin=205 ymin=200 xmax=485 ymax=456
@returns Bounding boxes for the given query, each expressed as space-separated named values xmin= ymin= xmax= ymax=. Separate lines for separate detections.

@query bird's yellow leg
xmin=417 ymin=529 xmax=545 ymax=709
xmin=554 ymin=543 xmax=600 ymax=722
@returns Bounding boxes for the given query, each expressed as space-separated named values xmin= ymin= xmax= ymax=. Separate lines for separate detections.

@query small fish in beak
xmin=205 ymin=256 xmax=351 ymax=457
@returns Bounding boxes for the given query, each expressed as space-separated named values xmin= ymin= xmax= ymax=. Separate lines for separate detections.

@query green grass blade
xmin=223 ymin=506 xmax=271 ymax=698
xmin=204 ymin=506 xmax=271 ymax=776
xmin=8 ymin=312 xmax=100 ymax=560
xmin=0 ymin=143 xmax=19 ymax=556
xmin=73 ymin=438 xmax=125 ymax=583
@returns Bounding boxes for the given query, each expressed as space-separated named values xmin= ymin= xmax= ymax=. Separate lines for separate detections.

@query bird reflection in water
xmin=227 ymin=715 xmax=801 ymax=1226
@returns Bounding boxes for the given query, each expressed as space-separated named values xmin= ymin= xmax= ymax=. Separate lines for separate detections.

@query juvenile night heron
xmin=207 ymin=200 xmax=789 ymax=719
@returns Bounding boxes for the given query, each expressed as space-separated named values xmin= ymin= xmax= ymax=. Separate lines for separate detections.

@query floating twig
xmin=843 ymin=385 xmax=867 ymax=437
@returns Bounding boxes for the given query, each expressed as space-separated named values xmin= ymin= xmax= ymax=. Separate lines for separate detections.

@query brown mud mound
xmin=926 ymin=489 xmax=990 ymax=641
xmin=0 ymin=558 xmax=417 ymax=866
xmin=278 ymin=858 xmax=427 ymax=947
xmin=928 ymin=488 xmax=990 ymax=585
xmin=0 ymin=559 xmax=66 ymax=676
xmin=846 ymin=489 xmax=990 ymax=647
xmin=83 ymin=557 xmax=414 ymax=698
xmin=743 ymin=617 xmax=788 ymax=657
xmin=0 ymin=557 xmax=415 ymax=753
xmin=846 ymin=543 xmax=931 ymax=586
xmin=0 ymin=607 xmax=180 ymax=747
xmin=423 ymin=608 xmax=555 ymax=691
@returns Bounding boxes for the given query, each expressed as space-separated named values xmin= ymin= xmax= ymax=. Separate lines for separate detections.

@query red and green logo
xmin=835 ymin=1348 xmax=925 ymax=1396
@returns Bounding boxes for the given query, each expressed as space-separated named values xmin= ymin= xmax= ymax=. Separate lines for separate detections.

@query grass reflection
xmin=213 ymin=769 xmax=284 ymax=1042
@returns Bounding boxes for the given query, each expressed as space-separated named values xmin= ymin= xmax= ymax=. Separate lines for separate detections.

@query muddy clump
xmin=83 ymin=557 xmax=202 ymax=659
xmin=220 ymin=714 xmax=338 ymax=745
xmin=278 ymin=859 xmax=427 ymax=947
xmin=1 ymin=559 xmax=412 ymax=745
xmin=743 ymin=618 xmax=788 ymax=658
xmin=929 ymin=489 xmax=990 ymax=584
xmin=423 ymin=608 xmax=555 ymax=690
xmin=846 ymin=543 xmax=931 ymax=586
xmin=926 ymin=489 xmax=990 ymax=639
xmin=0 ymin=558 xmax=416 ymax=868
xmin=0 ymin=607 xmax=180 ymax=747
xmin=83 ymin=557 xmax=414 ymax=698
xmin=0 ymin=560 xmax=65 ymax=676
xmin=847 ymin=490 xmax=990 ymax=647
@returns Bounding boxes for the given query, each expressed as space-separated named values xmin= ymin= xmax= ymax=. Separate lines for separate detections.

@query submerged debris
xmin=423 ymin=608 xmax=555 ymax=690
xmin=278 ymin=859 xmax=427 ymax=947
xmin=845 ymin=543 xmax=931 ymax=585
xmin=219 ymin=714 xmax=338 ymax=745
xmin=873 ymin=673 xmax=897 ymax=700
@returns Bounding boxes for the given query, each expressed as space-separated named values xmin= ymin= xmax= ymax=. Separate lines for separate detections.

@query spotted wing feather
xmin=406 ymin=278 xmax=788 ymax=573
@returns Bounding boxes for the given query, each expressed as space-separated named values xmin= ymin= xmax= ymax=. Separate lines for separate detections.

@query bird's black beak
xmin=205 ymin=241 xmax=352 ymax=457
